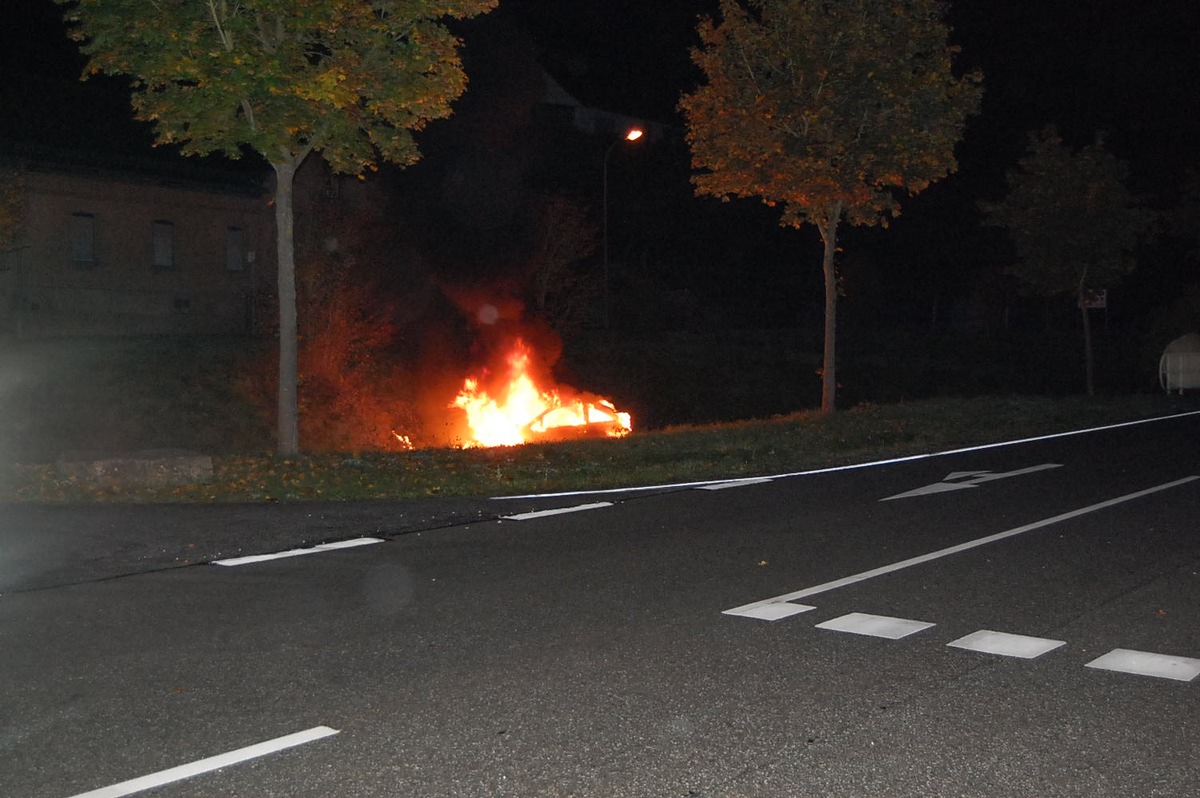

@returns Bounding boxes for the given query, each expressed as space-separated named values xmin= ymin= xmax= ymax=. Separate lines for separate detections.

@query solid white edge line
xmin=502 ymin=502 xmax=613 ymax=521
xmin=723 ymin=475 xmax=1200 ymax=617
xmin=212 ymin=537 xmax=383 ymax=567
xmin=492 ymin=410 xmax=1200 ymax=500
xmin=67 ymin=726 xmax=339 ymax=798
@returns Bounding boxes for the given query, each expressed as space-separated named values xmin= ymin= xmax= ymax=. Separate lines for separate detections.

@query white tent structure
xmin=1159 ymin=333 xmax=1200 ymax=393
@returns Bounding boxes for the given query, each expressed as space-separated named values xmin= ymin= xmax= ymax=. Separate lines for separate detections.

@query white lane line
xmin=494 ymin=411 xmax=1200 ymax=500
xmin=948 ymin=630 xmax=1066 ymax=659
xmin=212 ymin=537 xmax=383 ymax=567
xmin=723 ymin=475 xmax=1200 ymax=619
xmin=1085 ymin=649 xmax=1200 ymax=682
xmin=815 ymin=612 xmax=935 ymax=639
xmin=66 ymin=725 xmax=339 ymax=798
xmin=501 ymin=502 xmax=613 ymax=521
xmin=698 ymin=477 xmax=774 ymax=491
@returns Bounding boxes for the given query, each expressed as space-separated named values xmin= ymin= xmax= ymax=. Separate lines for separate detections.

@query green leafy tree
xmin=678 ymin=0 xmax=981 ymax=411
xmin=984 ymin=128 xmax=1150 ymax=395
xmin=58 ymin=0 xmax=496 ymax=453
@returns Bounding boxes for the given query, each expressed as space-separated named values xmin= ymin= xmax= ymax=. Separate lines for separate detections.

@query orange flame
xmin=452 ymin=339 xmax=631 ymax=447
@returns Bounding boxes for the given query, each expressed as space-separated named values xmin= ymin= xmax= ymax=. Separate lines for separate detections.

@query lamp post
xmin=602 ymin=127 xmax=643 ymax=328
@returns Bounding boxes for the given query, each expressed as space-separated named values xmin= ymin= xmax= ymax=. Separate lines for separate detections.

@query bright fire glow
xmin=452 ymin=339 xmax=632 ymax=447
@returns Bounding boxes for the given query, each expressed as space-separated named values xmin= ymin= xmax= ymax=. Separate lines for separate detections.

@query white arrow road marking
xmin=882 ymin=463 xmax=1063 ymax=500
xmin=943 ymin=470 xmax=991 ymax=481
xmin=66 ymin=726 xmax=339 ymax=798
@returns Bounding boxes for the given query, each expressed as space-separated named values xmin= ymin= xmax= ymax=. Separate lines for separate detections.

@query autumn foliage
xmin=240 ymin=237 xmax=420 ymax=453
xmin=679 ymin=0 xmax=982 ymax=411
xmin=60 ymin=0 xmax=498 ymax=453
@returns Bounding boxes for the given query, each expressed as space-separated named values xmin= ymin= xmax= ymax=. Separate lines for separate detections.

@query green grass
xmin=4 ymin=393 xmax=1196 ymax=503
xmin=2 ymin=334 xmax=1194 ymax=503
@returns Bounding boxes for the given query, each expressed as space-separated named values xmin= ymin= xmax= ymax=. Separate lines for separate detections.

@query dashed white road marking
xmin=733 ymin=602 xmax=816 ymax=621
xmin=698 ymin=477 xmax=774 ymax=491
xmin=815 ymin=612 xmax=935 ymax=640
xmin=501 ymin=502 xmax=612 ymax=521
xmin=66 ymin=725 xmax=339 ymax=798
xmin=1085 ymin=649 xmax=1200 ymax=682
xmin=948 ymin=630 xmax=1066 ymax=659
xmin=212 ymin=538 xmax=383 ymax=566
xmin=723 ymin=476 xmax=1200 ymax=618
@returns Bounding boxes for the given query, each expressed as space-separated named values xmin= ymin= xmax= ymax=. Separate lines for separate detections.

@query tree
xmin=0 ymin=167 xmax=23 ymax=254
xmin=1162 ymin=168 xmax=1200 ymax=267
xmin=58 ymin=0 xmax=496 ymax=453
xmin=983 ymin=127 xmax=1150 ymax=395
xmin=678 ymin=0 xmax=981 ymax=412
xmin=524 ymin=193 xmax=599 ymax=334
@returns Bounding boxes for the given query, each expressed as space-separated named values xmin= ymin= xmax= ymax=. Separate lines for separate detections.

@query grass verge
xmin=3 ymin=393 xmax=1195 ymax=503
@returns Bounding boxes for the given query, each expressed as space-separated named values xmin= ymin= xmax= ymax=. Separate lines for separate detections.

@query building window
xmin=225 ymin=226 xmax=245 ymax=271
xmin=71 ymin=212 xmax=95 ymax=265
xmin=153 ymin=220 xmax=175 ymax=270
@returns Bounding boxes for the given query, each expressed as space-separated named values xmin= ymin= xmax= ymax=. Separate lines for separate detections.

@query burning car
xmin=451 ymin=339 xmax=632 ymax=447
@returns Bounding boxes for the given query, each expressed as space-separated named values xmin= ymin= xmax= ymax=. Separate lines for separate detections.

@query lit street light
xmin=602 ymin=127 xmax=643 ymax=328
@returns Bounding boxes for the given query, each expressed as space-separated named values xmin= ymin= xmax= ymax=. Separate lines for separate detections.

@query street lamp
xmin=602 ymin=127 xmax=643 ymax=328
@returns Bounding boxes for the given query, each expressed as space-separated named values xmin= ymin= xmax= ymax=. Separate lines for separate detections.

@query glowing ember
xmin=452 ymin=339 xmax=632 ymax=447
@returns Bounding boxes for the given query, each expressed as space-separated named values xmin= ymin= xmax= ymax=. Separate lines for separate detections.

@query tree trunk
xmin=273 ymin=159 xmax=300 ymax=454
xmin=1080 ymin=302 xmax=1095 ymax=397
xmin=818 ymin=215 xmax=840 ymax=413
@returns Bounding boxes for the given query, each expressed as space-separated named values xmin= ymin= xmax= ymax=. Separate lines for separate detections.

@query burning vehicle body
xmin=450 ymin=338 xmax=631 ymax=447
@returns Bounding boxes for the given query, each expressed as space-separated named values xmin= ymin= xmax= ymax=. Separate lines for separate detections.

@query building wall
xmin=1 ymin=160 xmax=274 ymax=337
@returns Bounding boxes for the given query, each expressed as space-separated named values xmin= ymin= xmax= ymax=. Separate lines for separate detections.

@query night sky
xmin=502 ymin=0 xmax=1200 ymax=193
xmin=5 ymin=0 xmax=1200 ymax=342
xmin=9 ymin=1 xmax=1200 ymax=183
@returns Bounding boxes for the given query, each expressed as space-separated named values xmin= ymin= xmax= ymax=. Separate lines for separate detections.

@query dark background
xmin=5 ymin=0 xmax=1200 ymax=426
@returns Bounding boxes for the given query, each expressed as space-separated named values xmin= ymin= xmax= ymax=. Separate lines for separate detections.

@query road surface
xmin=2 ymin=412 xmax=1198 ymax=797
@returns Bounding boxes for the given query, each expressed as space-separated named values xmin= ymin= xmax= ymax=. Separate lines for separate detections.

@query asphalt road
xmin=2 ymin=412 xmax=1199 ymax=797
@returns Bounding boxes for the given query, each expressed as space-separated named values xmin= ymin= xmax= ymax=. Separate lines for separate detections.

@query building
xmin=0 ymin=146 xmax=274 ymax=337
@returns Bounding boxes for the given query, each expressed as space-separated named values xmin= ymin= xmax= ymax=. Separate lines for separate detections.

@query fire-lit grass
xmin=3 ymin=393 xmax=1196 ymax=503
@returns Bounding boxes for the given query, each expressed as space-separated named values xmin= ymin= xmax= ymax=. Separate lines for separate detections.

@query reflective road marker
xmin=1085 ymin=649 xmax=1200 ymax=682
xmin=67 ymin=726 xmax=339 ymax=798
xmin=948 ymin=630 xmax=1066 ymax=659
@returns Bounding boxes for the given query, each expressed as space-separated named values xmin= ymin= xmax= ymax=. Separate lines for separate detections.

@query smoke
xmin=411 ymin=281 xmax=569 ymax=447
